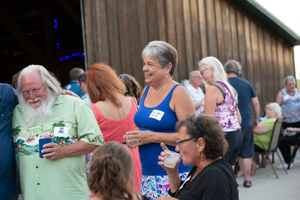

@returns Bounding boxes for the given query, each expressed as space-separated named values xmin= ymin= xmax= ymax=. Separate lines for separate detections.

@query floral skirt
xmin=140 ymin=172 xmax=189 ymax=200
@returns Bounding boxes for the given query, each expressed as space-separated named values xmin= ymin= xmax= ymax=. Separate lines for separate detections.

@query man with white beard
xmin=12 ymin=65 xmax=104 ymax=200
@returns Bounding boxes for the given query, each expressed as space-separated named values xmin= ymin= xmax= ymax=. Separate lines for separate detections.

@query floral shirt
xmin=200 ymin=81 xmax=241 ymax=132
xmin=12 ymin=95 xmax=104 ymax=200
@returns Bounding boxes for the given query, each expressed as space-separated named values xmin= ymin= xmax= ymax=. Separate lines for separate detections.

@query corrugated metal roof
xmin=230 ymin=0 xmax=300 ymax=46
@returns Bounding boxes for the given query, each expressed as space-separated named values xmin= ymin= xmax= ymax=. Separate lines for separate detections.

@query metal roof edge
xmin=229 ymin=0 xmax=300 ymax=46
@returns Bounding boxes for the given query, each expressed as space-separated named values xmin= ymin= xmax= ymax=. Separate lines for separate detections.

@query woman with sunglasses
xmin=119 ymin=74 xmax=142 ymax=104
xmin=157 ymin=114 xmax=238 ymax=200
xmin=87 ymin=63 xmax=142 ymax=194
xmin=198 ymin=56 xmax=242 ymax=169
xmin=124 ymin=41 xmax=195 ymax=199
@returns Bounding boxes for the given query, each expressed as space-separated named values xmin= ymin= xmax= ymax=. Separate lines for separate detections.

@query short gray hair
xmin=269 ymin=102 xmax=281 ymax=118
xmin=17 ymin=65 xmax=62 ymax=96
xmin=69 ymin=68 xmax=84 ymax=80
xmin=224 ymin=60 xmax=241 ymax=75
xmin=284 ymin=75 xmax=295 ymax=85
xmin=142 ymin=41 xmax=178 ymax=75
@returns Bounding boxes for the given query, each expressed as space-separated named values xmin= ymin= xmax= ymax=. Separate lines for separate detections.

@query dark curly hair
xmin=175 ymin=114 xmax=228 ymax=160
xmin=88 ymin=142 xmax=133 ymax=200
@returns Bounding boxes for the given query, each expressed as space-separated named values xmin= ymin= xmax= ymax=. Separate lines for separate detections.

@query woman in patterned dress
xmin=198 ymin=56 xmax=242 ymax=169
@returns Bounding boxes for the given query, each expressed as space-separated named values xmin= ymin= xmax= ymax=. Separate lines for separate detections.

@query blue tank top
xmin=134 ymin=84 xmax=192 ymax=175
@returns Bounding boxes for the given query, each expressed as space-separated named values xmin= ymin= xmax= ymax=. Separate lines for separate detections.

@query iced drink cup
xmin=164 ymin=150 xmax=180 ymax=168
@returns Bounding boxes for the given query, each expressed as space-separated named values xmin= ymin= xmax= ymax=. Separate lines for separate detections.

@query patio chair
xmin=254 ymin=117 xmax=288 ymax=178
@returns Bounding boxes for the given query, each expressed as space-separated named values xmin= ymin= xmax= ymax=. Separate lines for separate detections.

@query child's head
xmin=88 ymin=142 xmax=133 ymax=200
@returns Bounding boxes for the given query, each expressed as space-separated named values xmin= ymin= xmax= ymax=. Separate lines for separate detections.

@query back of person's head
xmin=17 ymin=64 xmax=62 ymax=96
xmin=69 ymin=67 xmax=84 ymax=81
xmin=269 ymin=102 xmax=282 ymax=118
xmin=11 ymin=71 xmax=20 ymax=89
xmin=176 ymin=114 xmax=228 ymax=160
xmin=224 ymin=60 xmax=241 ymax=76
xmin=78 ymin=72 xmax=87 ymax=84
xmin=198 ymin=56 xmax=237 ymax=101
xmin=119 ymin=74 xmax=142 ymax=99
xmin=284 ymin=75 xmax=295 ymax=85
xmin=87 ymin=62 xmax=126 ymax=106
xmin=142 ymin=40 xmax=178 ymax=75
xmin=88 ymin=142 xmax=133 ymax=200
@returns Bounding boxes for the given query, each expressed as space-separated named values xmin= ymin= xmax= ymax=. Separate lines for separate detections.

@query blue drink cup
xmin=39 ymin=135 xmax=52 ymax=158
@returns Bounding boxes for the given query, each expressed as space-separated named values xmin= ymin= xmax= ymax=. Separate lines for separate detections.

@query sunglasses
xmin=119 ymin=75 xmax=131 ymax=81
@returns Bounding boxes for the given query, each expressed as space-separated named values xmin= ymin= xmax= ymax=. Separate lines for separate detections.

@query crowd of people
xmin=1 ymin=40 xmax=299 ymax=200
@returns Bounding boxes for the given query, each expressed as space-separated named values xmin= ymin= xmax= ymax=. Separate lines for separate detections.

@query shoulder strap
xmin=213 ymin=84 xmax=226 ymax=99
xmin=135 ymin=194 xmax=141 ymax=200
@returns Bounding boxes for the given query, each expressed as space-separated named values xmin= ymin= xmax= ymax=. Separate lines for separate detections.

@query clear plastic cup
xmin=164 ymin=150 xmax=180 ymax=168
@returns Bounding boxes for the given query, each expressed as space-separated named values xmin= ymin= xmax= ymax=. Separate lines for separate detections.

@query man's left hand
xmin=42 ymin=143 xmax=66 ymax=160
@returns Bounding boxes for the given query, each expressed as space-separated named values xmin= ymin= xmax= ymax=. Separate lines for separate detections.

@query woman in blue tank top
xmin=124 ymin=41 xmax=195 ymax=200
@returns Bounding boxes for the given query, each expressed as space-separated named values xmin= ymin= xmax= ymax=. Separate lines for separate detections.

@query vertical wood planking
xmin=174 ymin=0 xmax=187 ymax=80
xmin=147 ymin=0 xmax=159 ymax=41
xmin=283 ymin=46 xmax=293 ymax=76
xmin=106 ymin=0 xmax=122 ymax=73
xmin=190 ymin=0 xmax=202 ymax=68
xmin=221 ymin=0 xmax=232 ymax=62
xmin=206 ymin=0 xmax=218 ymax=57
xmin=84 ymin=0 xmax=97 ymax=66
xmin=198 ymin=0 xmax=208 ymax=58
xmin=128 ymin=0 xmax=142 ymax=78
xmin=243 ymin=16 xmax=253 ymax=84
xmin=95 ymin=0 xmax=109 ymax=64
xmin=236 ymin=10 xmax=246 ymax=78
xmin=277 ymin=41 xmax=285 ymax=89
xmin=257 ymin=27 xmax=266 ymax=105
xmin=165 ymin=0 xmax=179 ymax=81
xmin=271 ymin=37 xmax=280 ymax=97
xmin=183 ymin=0 xmax=194 ymax=73
xmin=214 ymin=0 xmax=225 ymax=63
xmin=156 ymin=0 xmax=167 ymax=42
xmin=263 ymin=32 xmax=274 ymax=103
xmin=249 ymin=22 xmax=261 ymax=98
xmin=229 ymin=5 xmax=239 ymax=61
xmin=117 ymin=0 xmax=131 ymax=74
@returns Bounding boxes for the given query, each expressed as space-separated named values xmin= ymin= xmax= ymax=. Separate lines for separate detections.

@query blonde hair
xmin=198 ymin=56 xmax=237 ymax=101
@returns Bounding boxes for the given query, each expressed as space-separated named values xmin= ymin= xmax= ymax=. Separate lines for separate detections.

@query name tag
xmin=54 ymin=127 xmax=69 ymax=136
xmin=149 ymin=109 xmax=165 ymax=121
xmin=283 ymin=96 xmax=289 ymax=100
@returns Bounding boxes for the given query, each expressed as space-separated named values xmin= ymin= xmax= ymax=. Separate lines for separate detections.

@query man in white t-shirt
xmin=186 ymin=70 xmax=205 ymax=116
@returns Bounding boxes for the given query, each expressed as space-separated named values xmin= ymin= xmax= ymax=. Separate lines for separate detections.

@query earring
xmin=198 ymin=152 xmax=203 ymax=157
xmin=166 ymin=75 xmax=168 ymax=78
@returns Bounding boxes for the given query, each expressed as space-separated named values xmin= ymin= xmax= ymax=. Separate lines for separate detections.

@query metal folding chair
xmin=254 ymin=118 xmax=288 ymax=178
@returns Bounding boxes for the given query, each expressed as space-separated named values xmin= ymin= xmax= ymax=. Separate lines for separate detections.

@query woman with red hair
xmin=87 ymin=62 xmax=142 ymax=194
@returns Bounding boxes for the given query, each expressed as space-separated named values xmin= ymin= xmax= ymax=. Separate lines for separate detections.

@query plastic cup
xmin=164 ymin=150 xmax=180 ymax=168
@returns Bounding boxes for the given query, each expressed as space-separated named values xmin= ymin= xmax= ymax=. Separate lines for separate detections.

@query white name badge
xmin=283 ymin=96 xmax=289 ymax=100
xmin=54 ymin=127 xmax=69 ymax=136
xmin=149 ymin=109 xmax=165 ymax=121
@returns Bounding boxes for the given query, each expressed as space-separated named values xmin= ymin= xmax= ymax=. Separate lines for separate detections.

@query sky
xmin=255 ymin=0 xmax=300 ymax=79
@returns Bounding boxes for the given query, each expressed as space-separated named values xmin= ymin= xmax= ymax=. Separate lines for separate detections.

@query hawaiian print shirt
xmin=12 ymin=94 xmax=104 ymax=200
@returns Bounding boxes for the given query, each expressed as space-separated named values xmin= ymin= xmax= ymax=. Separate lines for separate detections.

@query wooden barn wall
xmin=83 ymin=0 xmax=295 ymax=110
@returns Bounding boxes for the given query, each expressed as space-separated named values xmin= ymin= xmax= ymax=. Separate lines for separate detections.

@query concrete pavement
xmin=237 ymin=151 xmax=300 ymax=200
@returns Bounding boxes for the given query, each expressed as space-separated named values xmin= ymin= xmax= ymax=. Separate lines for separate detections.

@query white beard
xmin=18 ymin=91 xmax=56 ymax=124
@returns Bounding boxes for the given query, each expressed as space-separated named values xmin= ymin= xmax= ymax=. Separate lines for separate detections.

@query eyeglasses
xmin=21 ymin=86 xmax=45 ymax=97
xmin=176 ymin=137 xmax=198 ymax=149
xmin=119 ymin=74 xmax=131 ymax=81
xmin=199 ymin=68 xmax=210 ymax=75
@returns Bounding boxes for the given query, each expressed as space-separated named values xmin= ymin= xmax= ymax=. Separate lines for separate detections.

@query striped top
xmin=281 ymin=88 xmax=300 ymax=123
